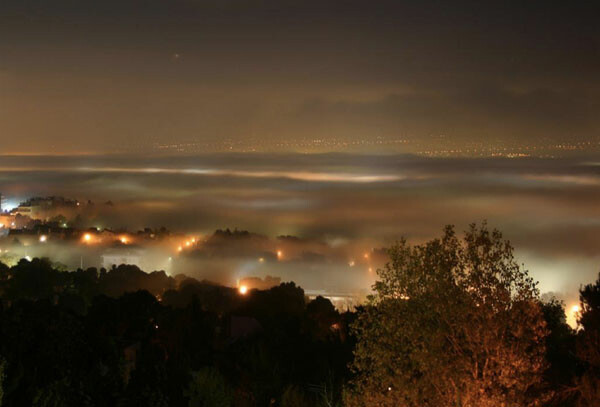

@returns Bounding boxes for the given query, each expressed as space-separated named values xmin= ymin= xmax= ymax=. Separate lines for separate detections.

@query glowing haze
xmin=1 ymin=1 xmax=599 ymax=154
xmin=1 ymin=153 xmax=599 ymax=311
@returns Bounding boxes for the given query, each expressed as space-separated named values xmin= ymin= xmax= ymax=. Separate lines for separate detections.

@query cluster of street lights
xmin=177 ymin=237 xmax=198 ymax=253
xmin=79 ymin=233 xmax=132 ymax=245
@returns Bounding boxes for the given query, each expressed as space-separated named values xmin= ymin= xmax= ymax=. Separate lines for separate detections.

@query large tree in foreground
xmin=346 ymin=224 xmax=549 ymax=407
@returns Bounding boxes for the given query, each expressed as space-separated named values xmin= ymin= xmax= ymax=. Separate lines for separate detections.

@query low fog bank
xmin=0 ymin=227 xmax=381 ymax=295
xmin=1 ymin=153 xmax=600 ymax=302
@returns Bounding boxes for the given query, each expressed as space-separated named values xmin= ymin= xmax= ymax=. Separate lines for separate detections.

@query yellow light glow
xmin=191 ymin=238 xmax=196 ymax=243
xmin=185 ymin=241 xmax=191 ymax=247
xmin=368 ymin=267 xmax=373 ymax=273
xmin=83 ymin=233 xmax=92 ymax=242
xmin=277 ymin=250 xmax=283 ymax=259
xmin=239 ymin=285 xmax=248 ymax=295
xmin=39 ymin=235 xmax=47 ymax=243
xmin=177 ymin=246 xmax=182 ymax=252
xmin=572 ymin=305 xmax=581 ymax=314
xmin=120 ymin=236 xmax=128 ymax=244
xmin=259 ymin=257 xmax=265 ymax=262
xmin=349 ymin=260 xmax=355 ymax=267
xmin=363 ymin=253 xmax=369 ymax=259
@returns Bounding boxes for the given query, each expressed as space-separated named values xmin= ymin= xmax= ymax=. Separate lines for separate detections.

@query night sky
xmin=1 ymin=1 xmax=599 ymax=153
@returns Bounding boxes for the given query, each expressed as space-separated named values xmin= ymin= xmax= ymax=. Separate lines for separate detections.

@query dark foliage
xmin=1 ymin=241 xmax=599 ymax=406
xmin=0 ymin=258 xmax=350 ymax=406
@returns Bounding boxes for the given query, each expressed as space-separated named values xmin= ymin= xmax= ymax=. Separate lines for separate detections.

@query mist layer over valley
xmin=1 ymin=153 xmax=599 ymax=308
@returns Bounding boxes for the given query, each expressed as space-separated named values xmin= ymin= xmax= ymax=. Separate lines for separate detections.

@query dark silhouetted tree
xmin=0 ymin=356 xmax=5 ymax=407
xmin=4 ymin=258 xmax=65 ymax=302
xmin=185 ymin=367 xmax=232 ymax=407
xmin=540 ymin=299 xmax=577 ymax=405
xmin=574 ymin=272 xmax=600 ymax=406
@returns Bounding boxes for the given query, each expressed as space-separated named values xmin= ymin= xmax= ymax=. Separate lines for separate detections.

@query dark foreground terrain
xmin=1 ymin=225 xmax=599 ymax=406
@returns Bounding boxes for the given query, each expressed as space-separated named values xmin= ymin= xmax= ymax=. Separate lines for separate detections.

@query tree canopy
xmin=347 ymin=224 xmax=549 ymax=407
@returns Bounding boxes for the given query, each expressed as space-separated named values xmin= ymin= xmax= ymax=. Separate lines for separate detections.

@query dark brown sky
xmin=1 ymin=1 xmax=599 ymax=153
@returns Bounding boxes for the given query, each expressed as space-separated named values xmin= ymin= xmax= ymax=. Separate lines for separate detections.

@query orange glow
xmin=39 ymin=235 xmax=47 ymax=242
xmin=239 ymin=285 xmax=248 ymax=295
xmin=120 ymin=236 xmax=129 ymax=244
xmin=82 ymin=233 xmax=92 ymax=243
xmin=185 ymin=241 xmax=191 ymax=247
xmin=363 ymin=252 xmax=369 ymax=259
xmin=568 ymin=304 xmax=581 ymax=328
xmin=177 ymin=246 xmax=183 ymax=252
xmin=277 ymin=250 xmax=283 ymax=259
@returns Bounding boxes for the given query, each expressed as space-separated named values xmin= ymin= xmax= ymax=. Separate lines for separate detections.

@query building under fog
xmin=102 ymin=249 xmax=143 ymax=270
xmin=305 ymin=290 xmax=362 ymax=311
xmin=14 ymin=196 xmax=80 ymax=219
